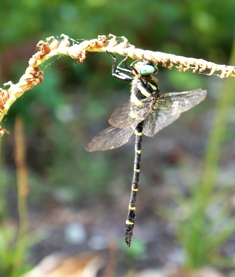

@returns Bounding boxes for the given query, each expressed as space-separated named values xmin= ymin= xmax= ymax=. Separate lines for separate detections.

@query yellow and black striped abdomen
xmin=125 ymin=75 xmax=158 ymax=246
xmin=125 ymin=121 xmax=144 ymax=246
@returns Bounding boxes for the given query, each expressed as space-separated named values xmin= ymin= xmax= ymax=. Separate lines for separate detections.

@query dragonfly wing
xmin=109 ymin=98 xmax=154 ymax=128
xmin=161 ymin=89 xmax=207 ymax=113
xmin=86 ymin=126 xmax=133 ymax=152
xmin=108 ymin=102 xmax=134 ymax=128
xmin=143 ymin=110 xmax=180 ymax=137
xmin=143 ymin=89 xmax=207 ymax=137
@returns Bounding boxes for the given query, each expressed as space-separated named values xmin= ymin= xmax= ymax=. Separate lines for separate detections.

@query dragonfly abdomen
xmin=125 ymin=121 xmax=144 ymax=246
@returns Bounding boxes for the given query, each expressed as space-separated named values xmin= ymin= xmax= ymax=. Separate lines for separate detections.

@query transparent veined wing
xmin=86 ymin=126 xmax=134 ymax=152
xmin=159 ymin=89 xmax=207 ymax=113
xmin=143 ymin=89 xmax=207 ymax=137
xmin=108 ymin=102 xmax=134 ymax=128
xmin=143 ymin=110 xmax=180 ymax=137
xmin=108 ymin=97 xmax=154 ymax=128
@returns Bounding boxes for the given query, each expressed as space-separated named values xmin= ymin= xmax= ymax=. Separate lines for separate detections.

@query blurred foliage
xmin=1 ymin=0 xmax=234 ymax=180
xmin=0 ymin=0 xmax=234 ymax=61
xmin=161 ymin=37 xmax=235 ymax=270
xmin=0 ymin=0 xmax=235 ymax=274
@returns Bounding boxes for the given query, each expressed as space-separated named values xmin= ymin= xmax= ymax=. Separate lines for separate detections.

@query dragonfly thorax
xmin=130 ymin=73 xmax=159 ymax=106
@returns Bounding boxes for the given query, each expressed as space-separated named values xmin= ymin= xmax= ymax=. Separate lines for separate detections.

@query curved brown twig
xmin=0 ymin=34 xmax=234 ymax=135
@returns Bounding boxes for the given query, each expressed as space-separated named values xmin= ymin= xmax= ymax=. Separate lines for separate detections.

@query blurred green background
xmin=1 ymin=0 xmax=235 ymax=276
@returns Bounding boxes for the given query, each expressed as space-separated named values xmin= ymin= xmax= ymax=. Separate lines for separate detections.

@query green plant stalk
xmin=200 ymin=85 xmax=235 ymax=203
xmin=0 ymin=139 xmax=6 ymax=223
xmin=12 ymin=117 xmax=29 ymax=277
xmin=12 ymin=185 xmax=28 ymax=277
xmin=184 ymin=36 xmax=235 ymax=269
xmin=201 ymin=41 xmax=235 ymax=214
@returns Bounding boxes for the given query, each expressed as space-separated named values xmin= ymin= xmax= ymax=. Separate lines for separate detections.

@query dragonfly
xmin=86 ymin=52 xmax=207 ymax=247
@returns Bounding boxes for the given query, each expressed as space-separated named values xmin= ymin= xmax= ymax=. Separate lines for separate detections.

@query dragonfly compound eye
xmin=139 ymin=64 xmax=158 ymax=76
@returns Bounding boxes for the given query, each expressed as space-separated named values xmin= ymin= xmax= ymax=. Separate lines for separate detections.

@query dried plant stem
xmin=13 ymin=116 xmax=29 ymax=271
xmin=0 ymin=34 xmax=235 ymax=135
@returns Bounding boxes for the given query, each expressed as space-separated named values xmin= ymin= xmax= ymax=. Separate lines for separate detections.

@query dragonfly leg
xmin=107 ymin=51 xmax=133 ymax=82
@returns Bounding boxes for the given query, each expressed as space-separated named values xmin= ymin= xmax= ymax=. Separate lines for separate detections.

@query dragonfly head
xmin=131 ymin=60 xmax=158 ymax=76
xmin=140 ymin=63 xmax=158 ymax=76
